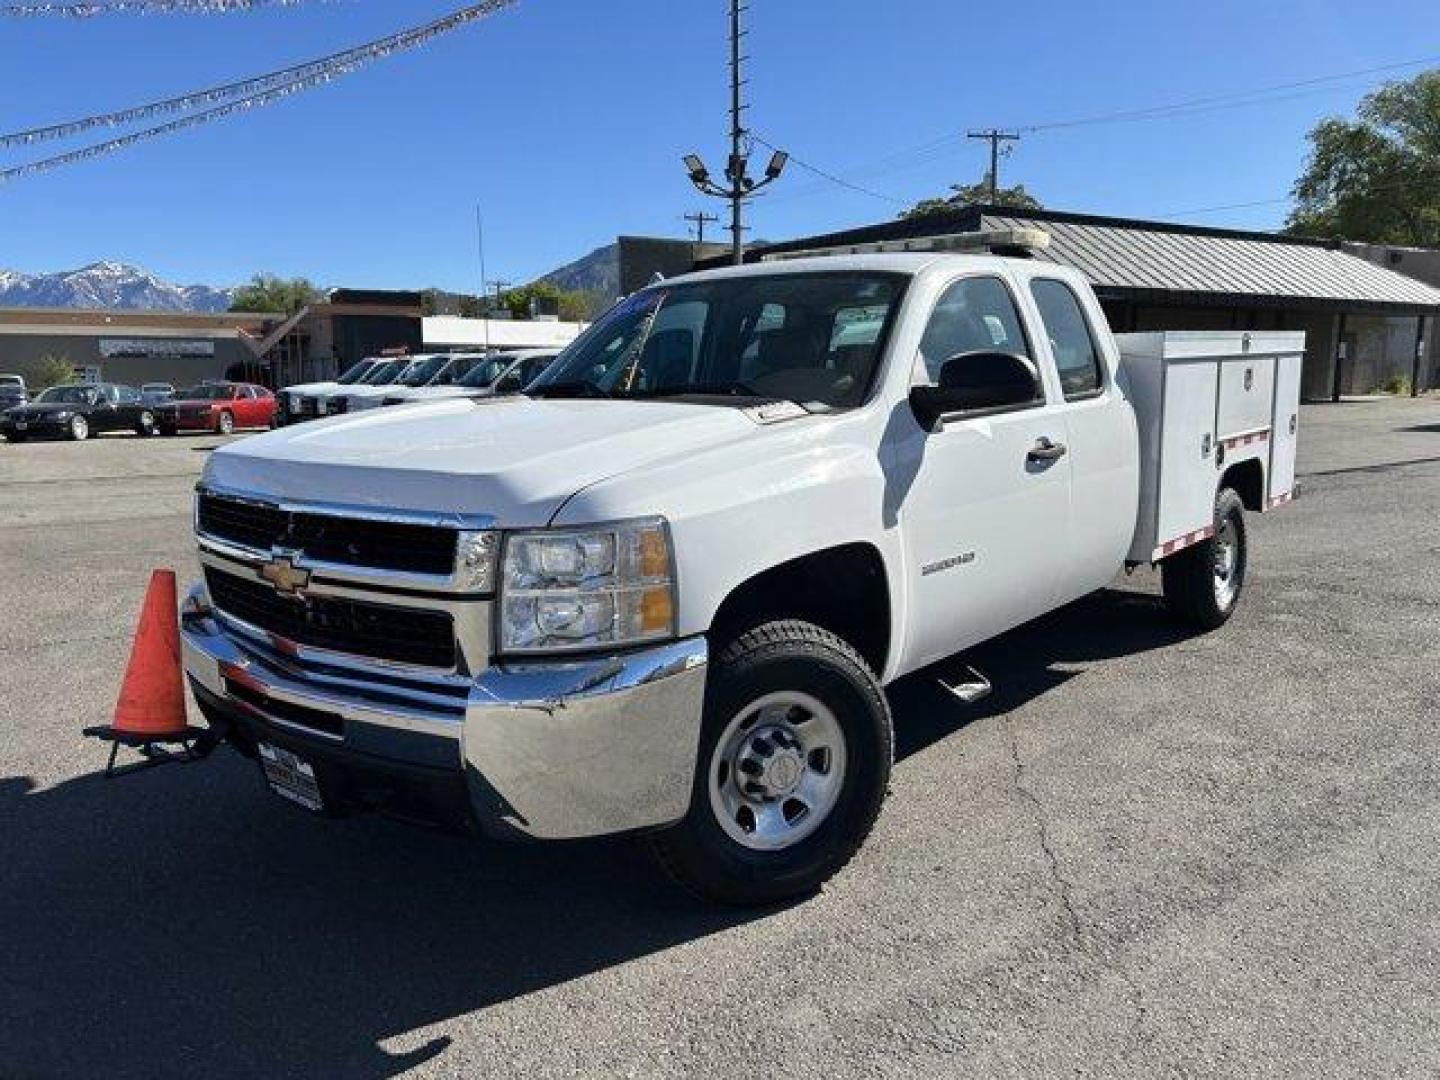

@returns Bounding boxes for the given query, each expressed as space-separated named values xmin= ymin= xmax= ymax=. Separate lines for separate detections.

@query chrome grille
xmin=205 ymin=566 xmax=457 ymax=669
xmin=197 ymin=490 xmax=459 ymax=576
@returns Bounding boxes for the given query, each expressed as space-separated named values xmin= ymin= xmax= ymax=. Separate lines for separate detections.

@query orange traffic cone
xmin=84 ymin=570 xmax=210 ymax=778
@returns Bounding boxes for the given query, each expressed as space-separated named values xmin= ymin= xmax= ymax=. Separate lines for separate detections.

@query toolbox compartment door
xmin=1268 ymin=350 xmax=1302 ymax=501
xmin=1217 ymin=346 xmax=1276 ymax=441
xmin=1155 ymin=358 xmax=1220 ymax=550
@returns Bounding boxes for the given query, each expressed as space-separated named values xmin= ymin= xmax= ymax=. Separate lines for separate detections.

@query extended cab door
xmin=890 ymin=273 xmax=1073 ymax=672
xmin=1021 ymin=275 xmax=1139 ymax=603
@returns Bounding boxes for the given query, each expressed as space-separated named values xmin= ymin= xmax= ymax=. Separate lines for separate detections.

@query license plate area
xmin=258 ymin=741 xmax=325 ymax=812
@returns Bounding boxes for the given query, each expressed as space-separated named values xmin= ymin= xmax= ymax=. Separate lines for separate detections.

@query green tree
xmin=496 ymin=281 xmax=601 ymax=322
xmin=1287 ymin=70 xmax=1440 ymax=245
xmin=900 ymin=174 xmax=1042 ymax=220
xmin=229 ymin=273 xmax=324 ymax=316
xmin=32 ymin=354 xmax=76 ymax=390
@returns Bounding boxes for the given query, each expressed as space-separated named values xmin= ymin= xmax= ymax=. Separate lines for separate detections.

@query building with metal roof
xmin=728 ymin=206 xmax=1440 ymax=401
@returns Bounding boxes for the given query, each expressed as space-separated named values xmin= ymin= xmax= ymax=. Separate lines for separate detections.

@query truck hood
xmin=391 ymin=385 xmax=491 ymax=402
xmin=202 ymin=395 xmax=770 ymax=526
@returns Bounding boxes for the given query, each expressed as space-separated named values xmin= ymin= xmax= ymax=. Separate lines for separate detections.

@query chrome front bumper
xmin=180 ymin=588 xmax=708 ymax=840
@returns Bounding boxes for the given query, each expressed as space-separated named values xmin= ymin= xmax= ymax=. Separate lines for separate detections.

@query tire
xmin=68 ymin=415 xmax=89 ymax=442
xmin=1162 ymin=487 xmax=1247 ymax=631
xmin=134 ymin=410 xmax=155 ymax=437
xmin=4 ymin=433 xmax=25 ymax=444
xmin=217 ymin=411 xmax=235 ymax=436
xmin=159 ymin=425 xmax=177 ymax=437
xmin=649 ymin=620 xmax=893 ymax=906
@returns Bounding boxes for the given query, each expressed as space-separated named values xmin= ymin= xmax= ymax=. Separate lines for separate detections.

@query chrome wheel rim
xmin=707 ymin=690 xmax=847 ymax=852
xmin=1213 ymin=515 xmax=1242 ymax=610
xmin=71 ymin=416 xmax=88 ymax=440
xmin=140 ymin=410 xmax=154 ymax=433
xmin=219 ymin=413 xmax=234 ymax=434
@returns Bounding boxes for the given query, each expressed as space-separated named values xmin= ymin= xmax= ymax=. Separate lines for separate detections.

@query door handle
xmin=1027 ymin=437 xmax=1067 ymax=463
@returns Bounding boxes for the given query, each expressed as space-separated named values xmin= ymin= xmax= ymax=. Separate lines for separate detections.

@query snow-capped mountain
xmin=0 ymin=261 xmax=235 ymax=313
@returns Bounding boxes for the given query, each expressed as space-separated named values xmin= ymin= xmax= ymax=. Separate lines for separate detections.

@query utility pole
xmin=490 ymin=279 xmax=512 ymax=319
xmin=683 ymin=0 xmax=787 ymax=265
xmin=684 ymin=210 xmax=719 ymax=249
xmin=967 ymin=128 xmax=1021 ymax=201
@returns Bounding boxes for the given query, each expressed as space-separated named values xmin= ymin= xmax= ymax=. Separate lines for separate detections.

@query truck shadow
xmin=0 ymin=587 xmax=1184 ymax=1078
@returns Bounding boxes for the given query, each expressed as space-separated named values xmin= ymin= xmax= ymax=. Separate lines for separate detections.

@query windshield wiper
xmin=639 ymin=381 xmax=769 ymax=399
xmin=526 ymin=381 xmax=611 ymax=400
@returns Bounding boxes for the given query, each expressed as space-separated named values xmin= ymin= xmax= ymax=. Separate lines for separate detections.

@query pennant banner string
xmin=2 ymin=0 xmax=514 ymax=150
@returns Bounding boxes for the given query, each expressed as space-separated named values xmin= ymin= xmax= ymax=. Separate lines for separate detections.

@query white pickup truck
xmin=179 ymin=230 xmax=1300 ymax=905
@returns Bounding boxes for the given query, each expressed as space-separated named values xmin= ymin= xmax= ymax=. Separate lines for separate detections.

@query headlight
xmin=499 ymin=518 xmax=676 ymax=654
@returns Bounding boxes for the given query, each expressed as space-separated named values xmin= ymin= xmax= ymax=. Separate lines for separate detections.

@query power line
xmin=0 ymin=0 xmax=517 ymax=181
xmin=749 ymin=133 xmax=904 ymax=205
xmin=744 ymin=54 xmax=1440 ymax=208
xmin=1015 ymin=54 xmax=1440 ymax=133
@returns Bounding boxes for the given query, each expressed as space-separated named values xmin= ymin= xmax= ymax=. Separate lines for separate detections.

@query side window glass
xmin=1030 ymin=279 xmax=1104 ymax=399
xmin=916 ymin=276 xmax=1031 ymax=384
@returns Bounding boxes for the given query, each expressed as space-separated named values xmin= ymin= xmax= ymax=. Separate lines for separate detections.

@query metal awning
xmin=736 ymin=206 xmax=1440 ymax=315
xmin=981 ymin=212 xmax=1440 ymax=313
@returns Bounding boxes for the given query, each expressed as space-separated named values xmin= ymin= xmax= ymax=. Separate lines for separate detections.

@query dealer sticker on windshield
xmin=258 ymin=742 xmax=324 ymax=812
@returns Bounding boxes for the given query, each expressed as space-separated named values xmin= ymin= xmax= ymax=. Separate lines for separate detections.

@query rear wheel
xmin=1162 ymin=487 xmax=1247 ymax=630
xmin=68 ymin=415 xmax=89 ymax=442
xmin=649 ymin=620 xmax=892 ymax=906
xmin=217 ymin=410 xmax=235 ymax=436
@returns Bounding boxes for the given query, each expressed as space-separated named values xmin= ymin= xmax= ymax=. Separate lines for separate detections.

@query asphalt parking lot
xmin=2 ymin=399 xmax=1439 ymax=1079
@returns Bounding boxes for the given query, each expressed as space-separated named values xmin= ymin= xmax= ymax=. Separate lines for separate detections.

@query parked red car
xmin=156 ymin=383 xmax=277 ymax=436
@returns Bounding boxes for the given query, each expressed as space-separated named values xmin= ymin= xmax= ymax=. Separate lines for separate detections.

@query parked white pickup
xmin=180 ymin=230 xmax=1299 ymax=905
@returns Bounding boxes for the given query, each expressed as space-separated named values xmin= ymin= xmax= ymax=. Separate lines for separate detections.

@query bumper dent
xmin=180 ymin=583 xmax=707 ymax=841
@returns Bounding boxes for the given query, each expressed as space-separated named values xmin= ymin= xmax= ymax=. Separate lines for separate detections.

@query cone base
xmin=83 ymin=725 xmax=208 ymax=747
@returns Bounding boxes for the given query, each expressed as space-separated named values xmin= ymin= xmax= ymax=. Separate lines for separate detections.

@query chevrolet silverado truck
xmin=178 ymin=229 xmax=1300 ymax=905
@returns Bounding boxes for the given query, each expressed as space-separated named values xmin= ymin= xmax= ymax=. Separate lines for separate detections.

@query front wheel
xmin=649 ymin=620 xmax=893 ymax=906
xmin=134 ymin=410 xmax=155 ymax=436
xmin=1162 ymin=487 xmax=1247 ymax=630
xmin=68 ymin=415 xmax=90 ymax=442
xmin=216 ymin=410 xmax=235 ymax=436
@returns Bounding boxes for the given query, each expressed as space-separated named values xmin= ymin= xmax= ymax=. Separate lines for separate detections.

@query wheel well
xmin=709 ymin=544 xmax=890 ymax=676
xmin=1220 ymin=458 xmax=1264 ymax=511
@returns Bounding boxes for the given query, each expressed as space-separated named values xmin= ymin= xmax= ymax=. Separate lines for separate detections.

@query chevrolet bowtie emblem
xmin=259 ymin=555 xmax=311 ymax=597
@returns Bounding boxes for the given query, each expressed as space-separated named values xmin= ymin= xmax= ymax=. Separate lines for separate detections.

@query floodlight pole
xmin=727 ymin=0 xmax=745 ymax=264
xmin=682 ymin=0 xmax=786 ymax=265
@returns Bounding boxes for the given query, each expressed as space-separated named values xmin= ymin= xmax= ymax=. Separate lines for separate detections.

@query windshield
xmin=36 ymin=385 xmax=99 ymax=405
xmin=530 ymin=272 xmax=905 ymax=410
xmin=177 ymin=385 xmax=234 ymax=401
xmin=336 ymin=361 xmax=376 ymax=385
xmin=361 ymin=360 xmax=406 ymax=385
xmin=457 ymin=356 xmax=516 ymax=388
xmin=398 ymin=356 xmax=453 ymax=387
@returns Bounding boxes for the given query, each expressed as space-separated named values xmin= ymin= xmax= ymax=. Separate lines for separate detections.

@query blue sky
xmin=0 ymin=0 xmax=1437 ymax=292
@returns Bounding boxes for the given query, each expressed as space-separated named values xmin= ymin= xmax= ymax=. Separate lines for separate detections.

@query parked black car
xmin=0 ymin=383 xmax=158 ymax=442
xmin=0 ymin=382 xmax=27 ymax=411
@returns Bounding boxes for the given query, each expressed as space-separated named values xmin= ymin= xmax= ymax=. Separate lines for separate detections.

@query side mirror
xmin=909 ymin=350 xmax=1040 ymax=430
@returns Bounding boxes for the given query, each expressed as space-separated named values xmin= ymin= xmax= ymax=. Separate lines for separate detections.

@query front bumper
xmin=179 ymin=589 xmax=708 ymax=840
xmin=2 ymin=416 xmax=69 ymax=436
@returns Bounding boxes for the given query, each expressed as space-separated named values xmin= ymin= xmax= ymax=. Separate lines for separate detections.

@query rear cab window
xmin=1029 ymin=278 xmax=1105 ymax=400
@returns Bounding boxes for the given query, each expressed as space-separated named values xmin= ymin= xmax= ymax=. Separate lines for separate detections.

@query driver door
xmin=889 ymin=273 xmax=1074 ymax=672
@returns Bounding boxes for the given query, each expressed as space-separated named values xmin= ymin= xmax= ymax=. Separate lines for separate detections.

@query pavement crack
xmin=1004 ymin=716 xmax=1082 ymax=944
xmin=1004 ymin=716 xmax=1149 ymax=1055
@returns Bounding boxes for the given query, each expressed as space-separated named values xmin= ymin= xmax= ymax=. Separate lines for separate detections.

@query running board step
xmin=937 ymin=664 xmax=992 ymax=704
